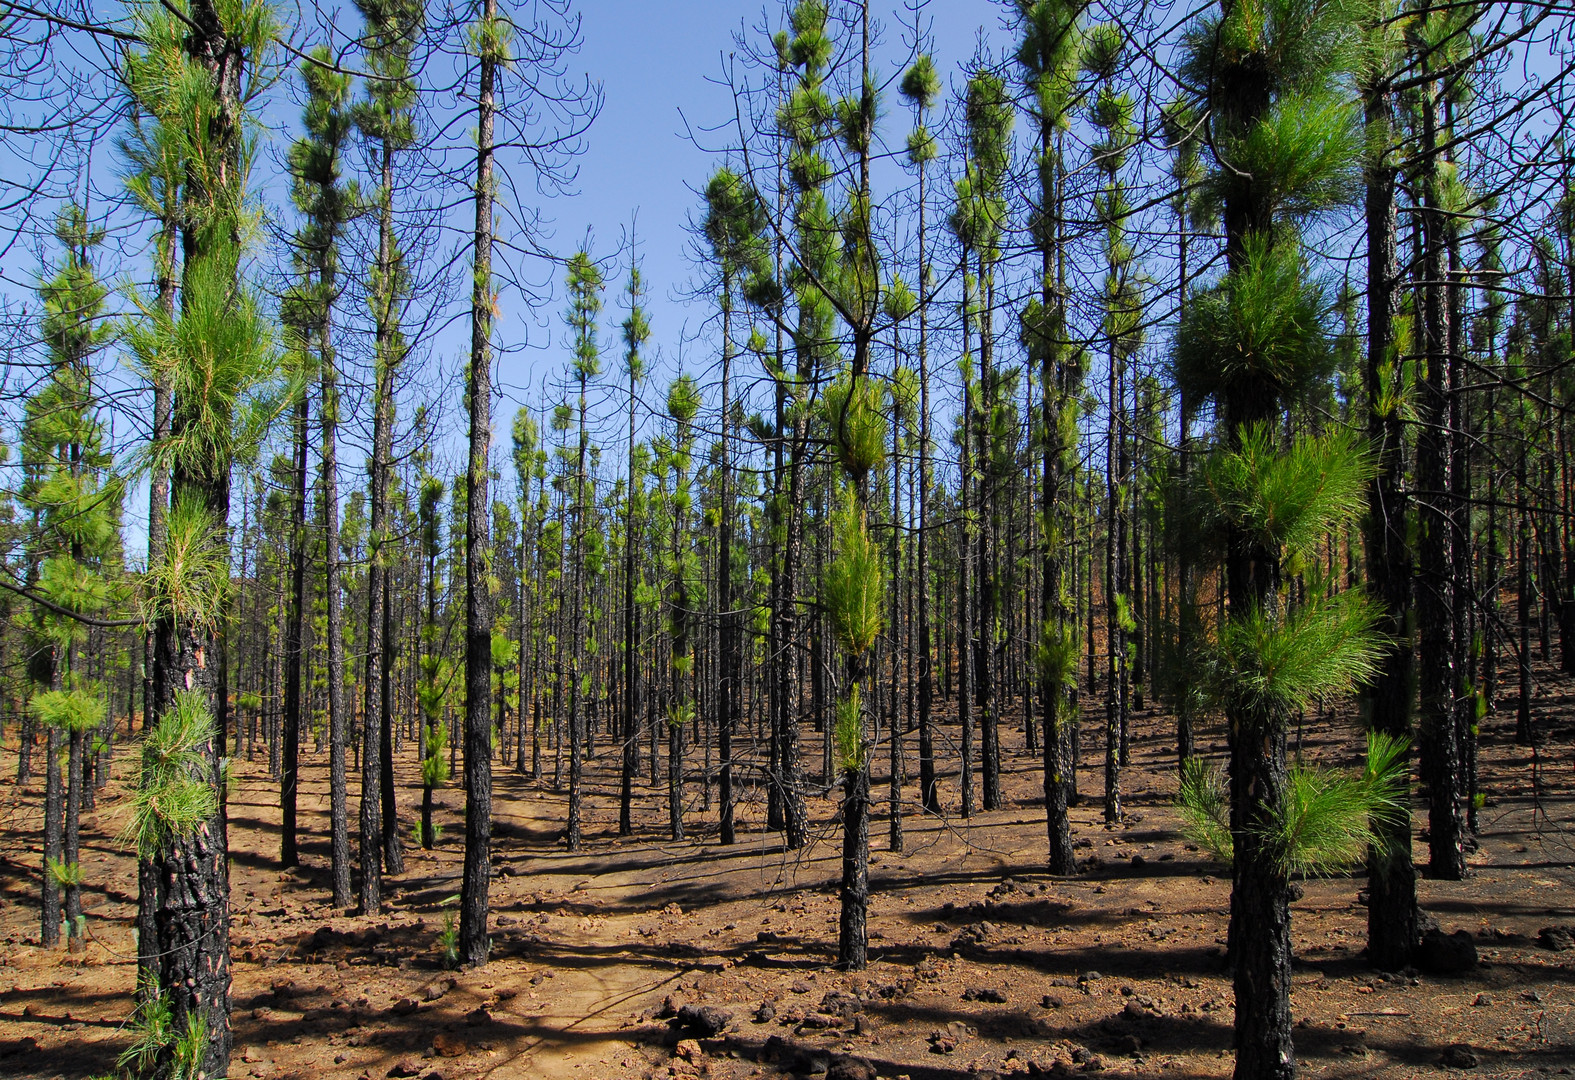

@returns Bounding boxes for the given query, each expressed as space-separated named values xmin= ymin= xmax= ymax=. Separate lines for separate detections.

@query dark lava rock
xmin=826 ymin=1054 xmax=876 ymax=1080
xmin=672 ymin=1003 xmax=732 ymax=1038
xmin=387 ymin=1059 xmax=421 ymax=1078
xmin=1419 ymin=928 xmax=1478 ymax=974
xmin=951 ymin=921 xmax=996 ymax=950
xmin=1538 ymin=925 xmax=1575 ymax=952
xmin=1438 ymin=1043 xmax=1479 ymax=1069
xmin=820 ymin=990 xmax=864 ymax=1019
xmin=962 ymin=987 xmax=1008 ymax=1003
xmin=753 ymin=999 xmax=776 ymax=1024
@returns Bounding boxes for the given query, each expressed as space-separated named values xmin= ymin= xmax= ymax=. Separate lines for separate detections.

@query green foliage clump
xmin=421 ymin=721 xmax=449 ymax=789
xmin=822 ymin=500 xmax=884 ymax=658
xmin=45 ymin=856 xmax=84 ymax=889
xmin=1175 ymin=235 xmax=1333 ymax=410
xmin=128 ymin=690 xmax=218 ymax=857
xmin=822 ymin=372 xmax=887 ymax=483
xmin=1035 ymin=621 xmax=1079 ymax=687
xmin=140 ymin=498 xmax=231 ymax=632
xmin=32 ymin=687 xmax=104 ymax=733
xmin=834 ymin=687 xmax=866 ymax=773
xmin=115 ymin=992 xmax=205 ymax=1080
xmin=1211 ymin=588 xmax=1382 ymax=726
xmin=1202 ymin=423 xmax=1375 ymax=569
xmin=1177 ymin=732 xmax=1411 ymax=877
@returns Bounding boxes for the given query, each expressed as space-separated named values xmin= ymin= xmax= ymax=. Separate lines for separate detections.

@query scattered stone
xmin=389 ymin=998 xmax=419 ymax=1017
xmin=1523 ymin=989 xmax=1545 ymax=1004
xmin=826 ymin=1054 xmax=876 ymax=1080
xmin=1080 ymin=971 xmax=1103 ymax=983
xmin=790 ymin=980 xmax=812 ymax=994
xmin=951 ymin=922 xmax=995 ymax=950
xmin=1472 ymin=993 xmax=1492 ymax=1007
xmin=961 ymin=987 xmax=1008 ymax=1003
xmin=804 ymin=991 xmax=853 ymax=1020
xmin=1537 ymin=926 xmax=1575 ymax=952
xmin=241 ymin=1047 xmax=263 ymax=1064
xmin=753 ymin=1000 xmax=776 ymax=1024
xmin=927 ymin=1032 xmax=958 ymax=1055
xmin=674 ymin=1039 xmax=702 ymax=1065
xmin=1042 ymin=995 xmax=1064 ymax=1009
xmin=1122 ymin=999 xmax=1159 ymax=1021
xmin=464 ymin=1007 xmax=491 ymax=1026
xmin=421 ymin=978 xmax=455 ymax=1002
xmin=672 ymin=1003 xmax=732 ymax=1038
xmin=1438 ymin=1043 xmax=1478 ymax=1069
xmin=387 ymin=1059 xmax=421 ymax=1078
xmin=1418 ymin=928 xmax=1478 ymax=974
xmin=431 ymin=1034 xmax=466 ymax=1058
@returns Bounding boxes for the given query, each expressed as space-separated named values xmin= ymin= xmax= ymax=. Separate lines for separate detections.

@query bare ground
xmin=1 ymin=679 xmax=1573 ymax=1080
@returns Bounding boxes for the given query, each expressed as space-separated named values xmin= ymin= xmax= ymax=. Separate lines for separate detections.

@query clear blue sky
xmin=506 ymin=0 xmax=1012 ymax=408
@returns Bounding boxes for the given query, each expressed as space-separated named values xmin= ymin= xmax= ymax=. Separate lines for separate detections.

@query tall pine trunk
xmin=459 ymin=0 xmax=498 ymax=967
xmin=1362 ymin=75 xmax=1418 ymax=969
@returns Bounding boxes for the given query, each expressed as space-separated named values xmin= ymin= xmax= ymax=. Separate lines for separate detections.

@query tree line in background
xmin=0 ymin=1 xmax=1572 ymax=1079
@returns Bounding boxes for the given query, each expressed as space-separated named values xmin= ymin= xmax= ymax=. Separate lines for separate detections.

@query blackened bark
xmin=380 ymin=573 xmax=403 ymax=874
xmin=1362 ymin=79 xmax=1418 ymax=970
xmin=281 ymin=394 xmax=308 ymax=868
xmin=915 ymin=117 xmax=937 ymax=816
xmin=719 ymin=299 xmax=738 ymax=846
xmin=1231 ymin=761 xmax=1295 ymax=1080
xmin=320 ymin=275 xmax=351 ymax=906
xmin=65 ymin=725 xmax=83 ymax=948
xmin=152 ymin=614 xmax=232 ymax=1080
xmin=777 ymin=403 xmax=808 ymax=849
xmin=1417 ymin=83 xmax=1466 ymax=882
xmin=668 ymin=711 xmax=684 ymax=841
xmin=838 ymin=763 xmax=870 ymax=970
xmin=621 ymin=361 xmax=639 ymax=836
xmin=42 ymin=721 xmax=62 ymax=947
xmin=358 ymin=130 xmax=397 ymax=915
xmin=459 ymin=0 xmax=497 ymax=967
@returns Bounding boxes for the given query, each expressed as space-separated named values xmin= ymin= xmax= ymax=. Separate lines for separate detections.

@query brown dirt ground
xmin=1 ymin=671 xmax=1573 ymax=1080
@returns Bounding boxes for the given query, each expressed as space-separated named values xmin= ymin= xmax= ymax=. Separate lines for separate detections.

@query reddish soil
xmin=1 ymin=681 xmax=1572 ymax=1080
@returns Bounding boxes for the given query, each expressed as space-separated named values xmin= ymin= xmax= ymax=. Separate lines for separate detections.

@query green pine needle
xmin=126 ymin=690 xmax=218 ymax=857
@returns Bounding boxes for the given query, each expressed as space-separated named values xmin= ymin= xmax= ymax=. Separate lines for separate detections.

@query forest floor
xmin=0 ymin=679 xmax=1573 ymax=1080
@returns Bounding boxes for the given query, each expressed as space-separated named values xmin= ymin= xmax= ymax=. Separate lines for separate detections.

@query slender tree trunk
xmin=1362 ymin=78 xmax=1418 ymax=968
xmin=41 ymin=711 xmax=62 ymax=947
xmin=1416 ymin=77 xmax=1466 ymax=882
xmin=459 ymin=0 xmax=498 ymax=966
xmin=719 ymin=294 xmax=738 ymax=846
xmin=319 ymin=267 xmax=351 ymax=907
xmin=281 ymin=393 xmax=308 ymax=867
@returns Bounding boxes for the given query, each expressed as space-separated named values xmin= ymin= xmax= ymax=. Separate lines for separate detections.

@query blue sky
xmin=505 ymin=0 xmax=1013 ymax=407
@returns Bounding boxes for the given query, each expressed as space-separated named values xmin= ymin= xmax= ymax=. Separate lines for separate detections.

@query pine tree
xmin=354 ymin=0 xmax=423 ymax=914
xmin=124 ymin=0 xmax=285 ymax=1069
xmin=1016 ymin=0 xmax=1084 ymax=876
xmin=897 ymin=50 xmax=941 ymax=816
xmin=459 ymin=0 xmax=507 ymax=968
xmin=703 ymin=168 xmax=771 ymax=844
xmin=21 ymin=206 xmax=120 ymax=951
xmin=617 ymin=257 xmax=649 ymax=834
xmin=562 ymin=249 xmax=603 ymax=852
xmin=1085 ymin=23 xmax=1140 ymax=823
xmin=1176 ymin=0 xmax=1385 ymax=1072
